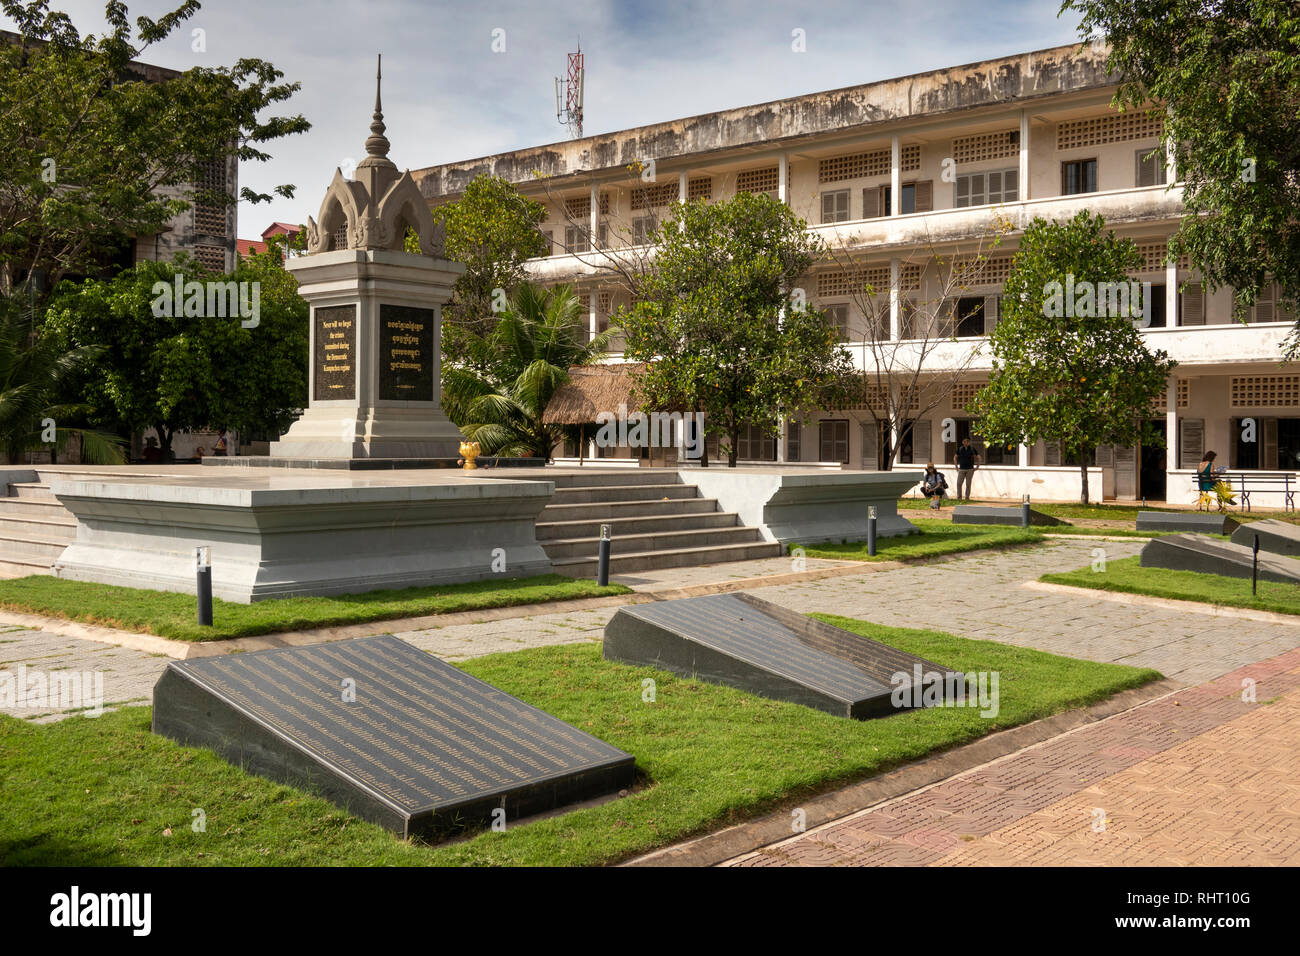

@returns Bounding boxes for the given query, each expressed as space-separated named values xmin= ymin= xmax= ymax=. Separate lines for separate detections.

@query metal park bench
xmin=1194 ymin=472 xmax=1296 ymax=513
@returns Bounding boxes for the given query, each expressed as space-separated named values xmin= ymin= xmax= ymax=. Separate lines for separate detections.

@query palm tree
xmin=0 ymin=293 xmax=125 ymax=465
xmin=442 ymin=283 xmax=615 ymax=458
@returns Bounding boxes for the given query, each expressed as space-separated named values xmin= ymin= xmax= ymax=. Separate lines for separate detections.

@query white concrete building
xmin=415 ymin=43 xmax=1299 ymax=507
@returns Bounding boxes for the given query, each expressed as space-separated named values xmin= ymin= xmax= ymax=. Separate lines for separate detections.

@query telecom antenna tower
xmin=554 ymin=44 xmax=584 ymax=138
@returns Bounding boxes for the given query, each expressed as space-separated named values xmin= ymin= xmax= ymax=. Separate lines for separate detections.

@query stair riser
xmin=551 ymin=485 xmax=697 ymax=504
xmin=0 ymin=497 xmax=70 ymax=515
xmin=545 ymin=471 xmax=684 ymax=489
xmin=553 ymin=542 xmax=782 ymax=575
xmin=0 ymin=517 xmax=76 ymax=539
xmin=542 ymin=528 xmax=763 ymax=560
xmin=536 ymin=512 xmax=738 ymax=540
xmin=0 ymin=539 xmax=65 ymax=562
xmin=8 ymin=484 xmax=57 ymax=501
xmin=0 ymin=559 xmax=51 ymax=578
xmin=540 ymin=498 xmax=719 ymax=522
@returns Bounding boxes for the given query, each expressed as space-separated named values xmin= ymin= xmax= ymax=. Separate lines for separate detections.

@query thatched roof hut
xmin=542 ymin=363 xmax=647 ymax=425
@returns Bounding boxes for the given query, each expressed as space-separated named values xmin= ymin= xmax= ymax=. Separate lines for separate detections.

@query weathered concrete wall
xmin=415 ymin=43 xmax=1115 ymax=199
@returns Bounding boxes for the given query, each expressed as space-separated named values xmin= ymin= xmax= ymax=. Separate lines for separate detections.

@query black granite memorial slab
xmin=951 ymin=505 xmax=1066 ymax=527
xmin=1136 ymin=510 xmax=1239 ymax=535
xmin=1229 ymin=519 xmax=1300 ymax=557
xmin=152 ymin=635 xmax=635 ymax=838
xmin=603 ymin=592 xmax=960 ymax=718
xmin=1139 ymin=533 xmax=1300 ymax=584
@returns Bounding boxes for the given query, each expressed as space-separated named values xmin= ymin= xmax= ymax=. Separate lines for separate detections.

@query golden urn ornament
xmin=459 ymin=441 xmax=481 ymax=470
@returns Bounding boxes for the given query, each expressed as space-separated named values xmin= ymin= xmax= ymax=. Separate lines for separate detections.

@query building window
xmin=786 ymin=421 xmax=801 ymax=462
xmin=825 ymin=304 xmax=850 ymax=341
xmin=821 ymin=190 xmax=850 ymax=224
xmin=1061 ymin=159 xmax=1098 ymax=195
xmin=564 ymin=225 xmax=589 ymax=254
xmin=1135 ymin=147 xmax=1167 ymax=187
xmin=954 ymin=297 xmax=986 ymax=338
xmin=737 ymin=424 xmax=777 ymax=461
xmin=818 ymin=420 xmax=849 ymax=464
xmin=954 ymin=169 xmax=1018 ymax=208
xmin=1142 ymin=284 xmax=1167 ymax=327
xmin=882 ymin=183 xmax=914 ymax=215
xmin=632 ymin=217 xmax=655 ymax=245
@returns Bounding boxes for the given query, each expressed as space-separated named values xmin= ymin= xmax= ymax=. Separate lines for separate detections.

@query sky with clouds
xmin=5 ymin=0 xmax=1086 ymax=236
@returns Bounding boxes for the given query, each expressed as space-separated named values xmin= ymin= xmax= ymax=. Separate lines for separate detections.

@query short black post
xmin=597 ymin=523 xmax=611 ymax=586
xmin=1021 ymin=494 xmax=1031 ymax=529
xmin=1253 ymin=533 xmax=1260 ymax=596
xmin=195 ymin=546 xmax=213 ymax=627
xmin=867 ymin=505 xmax=878 ymax=557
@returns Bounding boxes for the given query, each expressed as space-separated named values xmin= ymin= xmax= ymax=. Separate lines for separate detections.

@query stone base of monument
xmin=1136 ymin=510 xmax=1239 ymax=535
xmin=604 ymin=592 xmax=961 ymax=718
xmin=952 ymin=505 xmax=1066 ymax=527
xmin=1139 ymin=533 xmax=1300 ymax=584
xmin=51 ymin=472 xmax=554 ymax=603
xmin=1229 ymin=518 xmax=1300 ymax=557
xmin=152 ymin=635 xmax=635 ymax=838
xmin=203 ymin=456 xmax=545 ymax=471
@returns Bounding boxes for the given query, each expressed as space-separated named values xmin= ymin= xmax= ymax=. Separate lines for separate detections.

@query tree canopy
xmin=1064 ymin=0 xmax=1300 ymax=353
xmin=0 ymin=0 xmax=309 ymax=293
xmin=971 ymin=211 xmax=1177 ymax=503
xmin=618 ymin=191 xmax=853 ymax=467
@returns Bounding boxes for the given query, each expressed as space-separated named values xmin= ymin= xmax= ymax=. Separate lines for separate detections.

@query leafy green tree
xmin=441 ymin=283 xmax=612 ymax=458
xmin=45 ymin=252 xmax=307 ymax=459
xmin=0 ymin=290 xmax=125 ymax=463
xmin=619 ymin=191 xmax=853 ymax=467
xmin=1063 ymin=0 xmax=1300 ymax=353
xmin=0 ymin=0 xmax=309 ymax=294
xmin=971 ymin=211 xmax=1177 ymax=503
xmin=431 ymin=175 xmax=548 ymax=367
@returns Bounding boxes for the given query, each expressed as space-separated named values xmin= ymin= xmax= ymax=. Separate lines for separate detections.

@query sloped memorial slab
xmin=1230 ymin=519 xmax=1300 ymax=558
xmin=951 ymin=505 xmax=1065 ymax=527
xmin=603 ymin=592 xmax=960 ymax=718
xmin=153 ymin=635 xmax=634 ymax=838
xmin=1136 ymin=511 xmax=1239 ymax=535
xmin=1139 ymin=533 xmax=1300 ymax=585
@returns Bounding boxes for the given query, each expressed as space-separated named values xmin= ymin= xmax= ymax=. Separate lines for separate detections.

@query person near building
xmin=954 ymin=437 xmax=980 ymax=501
xmin=919 ymin=463 xmax=948 ymax=509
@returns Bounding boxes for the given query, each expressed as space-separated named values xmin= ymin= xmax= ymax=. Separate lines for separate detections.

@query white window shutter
xmin=1095 ymin=444 xmax=1114 ymax=467
xmin=983 ymin=295 xmax=999 ymax=335
xmin=1264 ymin=417 xmax=1279 ymax=469
xmin=1180 ymin=283 xmax=1204 ymax=325
xmin=912 ymin=419 xmax=932 ymax=464
xmin=1044 ymin=440 xmax=1061 ymax=466
xmin=860 ymin=421 xmax=878 ymax=470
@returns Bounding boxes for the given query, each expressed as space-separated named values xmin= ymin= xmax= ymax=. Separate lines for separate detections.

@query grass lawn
xmin=795 ymin=517 xmax=1042 ymax=561
xmin=0 ymin=574 xmax=631 ymax=642
xmin=900 ymin=496 xmax=1300 ymax=526
xmin=1042 ymin=555 xmax=1300 ymax=616
xmin=1040 ymin=526 xmax=1167 ymax=538
xmin=0 ymin=617 xmax=1159 ymax=866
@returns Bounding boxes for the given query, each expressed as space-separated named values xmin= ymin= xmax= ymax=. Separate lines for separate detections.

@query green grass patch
xmin=0 ymin=574 xmax=631 ymax=642
xmin=900 ymin=497 xmax=1300 ymax=526
xmin=1040 ymin=526 xmax=1165 ymax=538
xmin=795 ymin=517 xmax=1042 ymax=561
xmin=1042 ymin=555 xmax=1300 ymax=615
xmin=0 ymin=618 xmax=1159 ymax=866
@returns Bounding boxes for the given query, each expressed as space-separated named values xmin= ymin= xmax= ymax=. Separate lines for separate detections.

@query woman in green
xmin=1197 ymin=450 xmax=1220 ymax=491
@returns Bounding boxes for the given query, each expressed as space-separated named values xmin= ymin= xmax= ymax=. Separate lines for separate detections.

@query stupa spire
xmin=364 ymin=53 xmax=390 ymax=159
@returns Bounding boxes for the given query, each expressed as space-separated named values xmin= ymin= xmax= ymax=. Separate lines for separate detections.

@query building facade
xmin=414 ymin=43 xmax=1299 ymax=505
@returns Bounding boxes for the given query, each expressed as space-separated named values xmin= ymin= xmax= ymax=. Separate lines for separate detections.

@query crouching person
xmin=920 ymin=463 xmax=948 ymax=510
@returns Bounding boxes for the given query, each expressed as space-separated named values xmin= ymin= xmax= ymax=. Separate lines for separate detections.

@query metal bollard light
xmin=1252 ymin=533 xmax=1260 ymax=596
xmin=597 ymin=523 xmax=611 ymax=586
xmin=1021 ymin=494 xmax=1031 ymax=529
xmin=196 ymin=546 xmax=213 ymax=626
xmin=867 ymin=505 xmax=878 ymax=557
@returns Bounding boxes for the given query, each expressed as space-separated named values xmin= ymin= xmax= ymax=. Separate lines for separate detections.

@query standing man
xmin=954 ymin=436 xmax=980 ymax=501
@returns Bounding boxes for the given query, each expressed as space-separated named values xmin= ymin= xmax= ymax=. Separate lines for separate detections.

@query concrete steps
xmin=0 ymin=468 xmax=87 ymax=576
xmin=536 ymin=470 xmax=780 ymax=575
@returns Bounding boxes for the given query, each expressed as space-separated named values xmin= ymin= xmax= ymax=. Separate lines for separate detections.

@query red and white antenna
xmin=554 ymin=43 xmax=584 ymax=138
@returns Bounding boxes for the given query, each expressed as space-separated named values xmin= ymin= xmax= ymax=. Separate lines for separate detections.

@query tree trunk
xmin=156 ymin=423 xmax=174 ymax=463
xmin=1080 ymin=460 xmax=1090 ymax=505
xmin=727 ymin=424 xmax=739 ymax=467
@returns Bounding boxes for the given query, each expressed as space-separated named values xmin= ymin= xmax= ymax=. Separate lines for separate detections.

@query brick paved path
xmin=726 ymin=646 xmax=1300 ymax=866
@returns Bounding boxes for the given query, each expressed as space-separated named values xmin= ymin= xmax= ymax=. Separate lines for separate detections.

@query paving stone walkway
xmin=725 ymin=645 xmax=1300 ymax=866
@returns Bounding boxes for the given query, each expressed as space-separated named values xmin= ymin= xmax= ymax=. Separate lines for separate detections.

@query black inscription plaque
xmin=378 ymin=304 xmax=434 ymax=401
xmin=152 ymin=635 xmax=635 ymax=837
xmin=603 ymin=592 xmax=958 ymax=718
xmin=1137 ymin=510 xmax=1239 ymax=535
xmin=313 ymin=305 xmax=356 ymax=401
xmin=1140 ymin=533 xmax=1300 ymax=584
xmin=1231 ymin=518 xmax=1300 ymax=557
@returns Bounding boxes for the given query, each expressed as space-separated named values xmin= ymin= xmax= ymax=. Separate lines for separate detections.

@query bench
xmin=1193 ymin=473 xmax=1296 ymax=513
